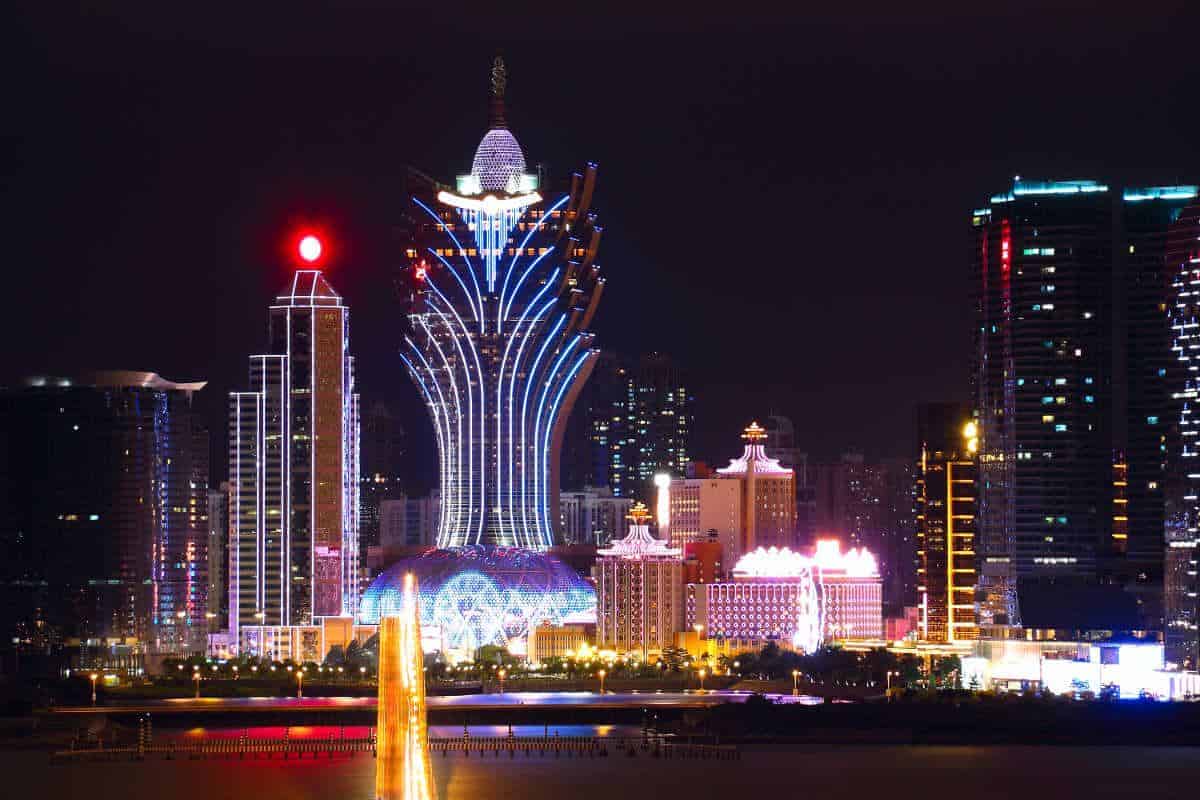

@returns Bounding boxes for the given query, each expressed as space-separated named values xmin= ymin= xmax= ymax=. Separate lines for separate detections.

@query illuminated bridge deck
xmin=52 ymin=691 xmax=822 ymax=716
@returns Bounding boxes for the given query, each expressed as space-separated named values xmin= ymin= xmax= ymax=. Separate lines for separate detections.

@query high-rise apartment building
xmin=1164 ymin=196 xmax=1200 ymax=669
xmin=972 ymin=178 xmax=1196 ymax=630
xmin=594 ymin=503 xmax=683 ymax=658
xmin=229 ymin=270 xmax=360 ymax=661
xmin=399 ymin=59 xmax=603 ymax=550
xmin=562 ymin=351 xmax=693 ymax=500
xmin=915 ymin=402 xmax=978 ymax=643
xmin=0 ymin=372 xmax=209 ymax=655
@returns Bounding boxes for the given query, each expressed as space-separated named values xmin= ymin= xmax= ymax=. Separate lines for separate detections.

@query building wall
xmin=690 ymin=575 xmax=882 ymax=646
xmin=528 ymin=623 xmax=591 ymax=661
xmin=669 ymin=479 xmax=741 ymax=562
xmin=747 ymin=473 xmax=796 ymax=553
xmin=595 ymin=556 xmax=682 ymax=657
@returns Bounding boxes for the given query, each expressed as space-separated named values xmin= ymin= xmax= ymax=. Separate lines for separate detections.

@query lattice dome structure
xmin=358 ymin=546 xmax=596 ymax=652
xmin=471 ymin=129 xmax=528 ymax=194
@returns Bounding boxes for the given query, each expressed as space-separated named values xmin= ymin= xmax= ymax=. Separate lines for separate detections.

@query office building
xmin=399 ymin=57 xmax=603 ymax=549
xmin=915 ymin=403 xmax=978 ymax=643
xmin=1165 ymin=196 xmax=1200 ymax=669
xmin=558 ymin=486 xmax=632 ymax=546
xmin=562 ymin=352 xmax=693 ymax=499
xmin=594 ymin=503 xmax=683 ymax=658
xmin=229 ymin=269 xmax=361 ymax=661
xmin=0 ymin=372 xmax=209 ymax=655
xmin=972 ymin=178 xmax=1197 ymax=629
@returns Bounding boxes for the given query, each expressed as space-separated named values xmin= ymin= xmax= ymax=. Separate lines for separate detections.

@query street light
xmin=698 ymin=668 xmax=706 ymax=692
xmin=792 ymin=669 xmax=800 ymax=696
xmin=232 ymin=665 xmax=239 ymax=680
xmin=598 ymin=669 xmax=606 ymax=694
xmin=498 ymin=668 xmax=507 ymax=694
xmin=296 ymin=669 xmax=304 ymax=699
xmin=193 ymin=669 xmax=201 ymax=699
xmin=89 ymin=673 xmax=98 ymax=705
xmin=887 ymin=670 xmax=899 ymax=692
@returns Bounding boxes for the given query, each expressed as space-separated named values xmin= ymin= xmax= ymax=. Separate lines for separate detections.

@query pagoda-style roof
xmin=717 ymin=421 xmax=792 ymax=476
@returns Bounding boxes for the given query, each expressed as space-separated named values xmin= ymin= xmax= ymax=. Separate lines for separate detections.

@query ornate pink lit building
xmin=686 ymin=540 xmax=883 ymax=652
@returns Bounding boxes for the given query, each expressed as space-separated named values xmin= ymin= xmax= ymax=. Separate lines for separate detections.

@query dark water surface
xmin=11 ymin=744 xmax=1200 ymax=798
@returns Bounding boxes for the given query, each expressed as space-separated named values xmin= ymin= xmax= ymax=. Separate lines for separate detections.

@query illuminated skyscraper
xmin=915 ymin=403 xmax=978 ymax=643
xmin=563 ymin=352 xmax=692 ymax=499
xmin=229 ymin=268 xmax=360 ymax=661
xmin=972 ymin=179 xmax=1195 ymax=630
xmin=0 ymin=372 xmax=208 ymax=654
xmin=1165 ymin=198 xmax=1200 ymax=669
xmin=400 ymin=58 xmax=604 ymax=549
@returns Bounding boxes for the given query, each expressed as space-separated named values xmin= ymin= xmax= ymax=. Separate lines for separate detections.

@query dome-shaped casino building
xmin=358 ymin=546 xmax=596 ymax=654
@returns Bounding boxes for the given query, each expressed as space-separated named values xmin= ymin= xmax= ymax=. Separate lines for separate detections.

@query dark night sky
xmin=5 ymin=2 xmax=1198 ymax=489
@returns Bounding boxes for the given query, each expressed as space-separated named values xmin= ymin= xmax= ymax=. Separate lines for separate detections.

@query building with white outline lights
xmin=1165 ymin=197 xmax=1200 ymax=669
xmin=228 ymin=270 xmax=360 ymax=661
xmin=400 ymin=58 xmax=603 ymax=549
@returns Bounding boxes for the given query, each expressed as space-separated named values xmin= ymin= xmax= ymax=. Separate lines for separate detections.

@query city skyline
xmin=8 ymin=5 xmax=1198 ymax=483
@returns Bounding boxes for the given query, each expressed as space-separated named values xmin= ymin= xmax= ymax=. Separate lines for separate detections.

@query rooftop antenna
xmin=489 ymin=56 xmax=507 ymax=129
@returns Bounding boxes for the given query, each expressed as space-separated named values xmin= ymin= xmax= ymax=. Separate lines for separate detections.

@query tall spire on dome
xmin=489 ymin=55 xmax=507 ymax=129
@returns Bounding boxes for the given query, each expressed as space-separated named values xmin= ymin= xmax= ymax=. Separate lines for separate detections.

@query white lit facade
xmin=229 ymin=270 xmax=360 ymax=661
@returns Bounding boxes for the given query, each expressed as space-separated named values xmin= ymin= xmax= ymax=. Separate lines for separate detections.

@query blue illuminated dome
xmin=358 ymin=546 xmax=596 ymax=652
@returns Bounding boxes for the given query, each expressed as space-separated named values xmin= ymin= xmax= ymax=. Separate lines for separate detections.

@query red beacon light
xmin=298 ymin=234 xmax=323 ymax=264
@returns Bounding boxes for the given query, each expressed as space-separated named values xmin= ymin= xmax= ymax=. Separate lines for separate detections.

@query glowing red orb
xmin=298 ymin=235 xmax=323 ymax=263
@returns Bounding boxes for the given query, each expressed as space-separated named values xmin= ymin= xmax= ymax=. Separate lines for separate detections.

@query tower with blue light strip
xmin=401 ymin=58 xmax=604 ymax=550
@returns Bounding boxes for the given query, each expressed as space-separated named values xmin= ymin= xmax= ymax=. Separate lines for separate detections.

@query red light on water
xmin=298 ymin=234 xmax=323 ymax=264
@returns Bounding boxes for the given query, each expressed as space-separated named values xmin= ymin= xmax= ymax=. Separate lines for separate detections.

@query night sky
xmin=6 ymin=2 xmax=1198 ymax=490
